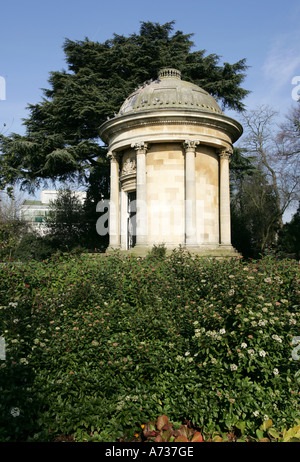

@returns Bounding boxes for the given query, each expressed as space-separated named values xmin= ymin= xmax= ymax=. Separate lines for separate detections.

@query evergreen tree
xmin=45 ymin=189 xmax=87 ymax=250
xmin=0 ymin=21 xmax=249 ymax=192
xmin=231 ymin=170 xmax=280 ymax=258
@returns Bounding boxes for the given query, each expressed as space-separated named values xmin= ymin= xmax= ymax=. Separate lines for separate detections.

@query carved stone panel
xmin=121 ymin=155 xmax=136 ymax=176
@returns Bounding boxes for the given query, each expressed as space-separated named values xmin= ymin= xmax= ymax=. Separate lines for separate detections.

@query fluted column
xmin=183 ymin=140 xmax=200 ymax=246
xmin=108 ymin=151 xmax=120 ymax=248
xmin=218 ymin=148 xmax=232 ymax=246
xmin=131 ymin=141 xmax=148 ymax=246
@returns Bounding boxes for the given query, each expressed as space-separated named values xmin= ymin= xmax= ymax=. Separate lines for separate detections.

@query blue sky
xmin=1 ymin=0 xmax=300 ymax=207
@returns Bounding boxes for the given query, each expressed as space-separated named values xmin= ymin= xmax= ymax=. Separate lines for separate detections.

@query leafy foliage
xmin=141 ymin=415 xmax=204 ymax=442
xmin=0 ymin=218 xmax=28 ymax=261
xmin=140 ymin=415 xmax=300 ymax=442
xmin=13 ymin=233 xmax=56 ymax=262
xmin=0 ymin=249 xmax=299 ymax=442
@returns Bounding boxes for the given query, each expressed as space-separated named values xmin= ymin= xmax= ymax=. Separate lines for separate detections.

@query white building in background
xmin=20 ymin=190 xmax=87 ymax=235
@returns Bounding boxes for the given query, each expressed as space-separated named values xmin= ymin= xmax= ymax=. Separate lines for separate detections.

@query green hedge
xmin=0 ymin=249 xmax=299 ymax=441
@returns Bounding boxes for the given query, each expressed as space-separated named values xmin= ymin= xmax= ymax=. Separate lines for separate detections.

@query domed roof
xmin=118 ymin=68 xmax=222 ymax=116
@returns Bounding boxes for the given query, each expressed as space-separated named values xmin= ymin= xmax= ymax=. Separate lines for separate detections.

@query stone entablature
xmin=100 ymin=109 xmax=241 ymax=154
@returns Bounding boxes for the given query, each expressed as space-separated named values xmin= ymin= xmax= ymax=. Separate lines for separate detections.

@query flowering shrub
xmin=0 ymin=249 xmax=299 ymax=441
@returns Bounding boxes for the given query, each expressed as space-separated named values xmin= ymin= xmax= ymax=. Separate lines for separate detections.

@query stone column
xmin=183 ymin=140 xmax=200 ymax=246
xmin=218 ymin=148 xmax=232 ymax=247
xmin=120 ymin=188 xmax=128 ymax=250
xmin=108 ymin=151 xmax=120 ymax=248
xmin=131 ymin=142 xmax=148 ymax=247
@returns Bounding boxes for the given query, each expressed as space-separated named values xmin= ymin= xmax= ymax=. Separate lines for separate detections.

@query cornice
xmin=99 ymin=109 xmax=243 ymax=145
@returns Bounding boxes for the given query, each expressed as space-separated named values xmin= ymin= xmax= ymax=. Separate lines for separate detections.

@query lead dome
xmin=118 ymin=68 xmax=222 ymax=115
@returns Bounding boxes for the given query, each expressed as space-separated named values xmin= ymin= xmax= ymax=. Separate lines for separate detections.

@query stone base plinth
xmin=106 ymin=244 xmax=240 ymax=258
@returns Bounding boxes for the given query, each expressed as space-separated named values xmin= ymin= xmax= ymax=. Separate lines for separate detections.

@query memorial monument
xmin=99 ymin=68 xmax=243 ymax=255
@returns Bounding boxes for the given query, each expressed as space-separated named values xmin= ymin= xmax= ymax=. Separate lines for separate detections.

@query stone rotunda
xmin=99 ymin=68 xmax=243 ymax=255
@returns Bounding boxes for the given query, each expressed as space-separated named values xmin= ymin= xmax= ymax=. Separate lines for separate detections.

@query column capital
xmin=107 ymin=150 xmax=121 ymax=162
xmin=131 ymin=141 xmax=149 ymax=153
xmin=183 ymin=140 xmax=200 ymax=153
xmin=217 ymin=147 xmax=233 ymax=159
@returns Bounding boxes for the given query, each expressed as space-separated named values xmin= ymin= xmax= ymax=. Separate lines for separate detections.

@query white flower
xmin=272 ymin=334 xmax=282 ymax=343
xmin=241 ymin=343 xmax=247 ymax=349
xmin=10 ymin=407 xmax=20 ymax=417
xmin=258 ymin=320 xmax=266 ymax=326
xmin=219 ymin=328 xmax=226 ymax=335
xmin=176 ymin=355 xmax=183 ymax=361
xmin=248 ymin=349 xmax=255 ymax=355
xmin=274 ymin=277 xmax=283 ymax=284
xmin=264 ymin=415 xmax=269 ymax=421
xmin=273 ymin=368 xmax=279 ymax=375
xmin=230 ymin=364 xmax=238 ymax=371
xmin=253 ymin=411 xmax=259 ymax=417
xmin=185 ymin=351 xmax=190 ymax=356
xmin=259 ymin=350 xmax=267 ymax=357
xmin=116 ymin=400 xmax=124 ymax=410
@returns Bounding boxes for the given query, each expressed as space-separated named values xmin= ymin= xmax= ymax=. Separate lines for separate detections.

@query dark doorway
xmin=128 ymin=191 xmax=136 ymax=249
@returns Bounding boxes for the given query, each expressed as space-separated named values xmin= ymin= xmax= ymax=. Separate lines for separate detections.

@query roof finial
xmin=158 ymin=68 xmax=181 ymax=80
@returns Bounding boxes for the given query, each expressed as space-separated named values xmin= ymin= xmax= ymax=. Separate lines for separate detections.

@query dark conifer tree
xmin=0 ymin=21 xmax=249 ymax=192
